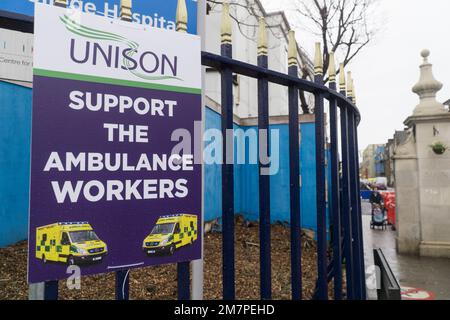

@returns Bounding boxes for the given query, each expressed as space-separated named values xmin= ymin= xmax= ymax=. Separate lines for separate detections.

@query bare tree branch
xmin=206 ymin=0 xmax=379 ymax=113
xmin=293 ymin=0 xmax=379 ymax=81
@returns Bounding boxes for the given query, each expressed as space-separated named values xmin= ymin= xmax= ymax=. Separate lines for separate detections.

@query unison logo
xmin=60 ymin=15 xmax=181 ymax=82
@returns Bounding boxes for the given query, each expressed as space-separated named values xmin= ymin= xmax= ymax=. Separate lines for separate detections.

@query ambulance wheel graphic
xmin=67 ymin=256 xmax=75 ymax=266
xmin=169 ymin=244 xmax=175 ymax=255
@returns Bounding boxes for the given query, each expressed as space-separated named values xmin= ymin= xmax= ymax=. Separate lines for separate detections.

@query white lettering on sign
xmin=44 ymin=152 xmax=195 ymax=172
xmin=69 ymin=91 xmax=177 ymax=117
xmin=51 ymin=179 xmax=189 ymax=203
xmin=44 ymin=151 xmax=195 ymax=203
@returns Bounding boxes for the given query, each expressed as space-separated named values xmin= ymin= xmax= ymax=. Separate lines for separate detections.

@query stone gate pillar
xmin=394 ymin=129 xmax=420 ymax=255
xmin=395 ymin=50 xmax=450 ymax=257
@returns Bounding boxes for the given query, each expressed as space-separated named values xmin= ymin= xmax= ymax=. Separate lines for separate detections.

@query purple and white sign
xmin=28 ymin=4 xmax=202 ymax=283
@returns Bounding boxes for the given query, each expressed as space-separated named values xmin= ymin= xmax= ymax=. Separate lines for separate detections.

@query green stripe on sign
xmin=33 ymin=69 xmax=202 ymax=95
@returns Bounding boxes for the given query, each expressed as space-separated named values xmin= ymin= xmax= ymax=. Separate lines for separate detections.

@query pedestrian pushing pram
xmin=370 ymin=203 xmax=387 ymax=230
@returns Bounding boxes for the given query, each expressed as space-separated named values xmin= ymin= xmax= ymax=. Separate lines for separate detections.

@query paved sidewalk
xmin=362 ymin=201 xmax=450 ymax=300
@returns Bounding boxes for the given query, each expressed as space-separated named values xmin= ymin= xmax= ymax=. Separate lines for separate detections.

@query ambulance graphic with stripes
xmin=35 ymin=222 xmax=108 ymax=266
xmin=143 ymin=214 xmax=198 ymax=256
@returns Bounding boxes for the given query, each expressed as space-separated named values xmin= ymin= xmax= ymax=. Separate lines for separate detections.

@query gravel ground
xmin=0 ymin=216 xmax=323 ymax=300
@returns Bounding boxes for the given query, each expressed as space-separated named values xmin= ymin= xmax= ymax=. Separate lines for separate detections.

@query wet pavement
xmin=362 ymin=201 xmax=450 ymax=300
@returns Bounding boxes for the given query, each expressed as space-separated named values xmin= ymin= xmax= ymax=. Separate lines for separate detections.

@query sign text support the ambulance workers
xmin=44 ymin=90 xmax=193 ymax=204
xmin=28 ymin=4 xmax=202 ymax=283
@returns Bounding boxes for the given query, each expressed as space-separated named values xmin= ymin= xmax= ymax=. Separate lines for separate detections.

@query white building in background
xmin=0 ymin=28 xmax=33 ymax=86
xmin=204 ymin=0 xmax=314 ymax=120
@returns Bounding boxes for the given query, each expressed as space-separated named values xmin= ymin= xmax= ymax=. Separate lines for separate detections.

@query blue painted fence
xmin=204 ymin=107 xmax=328 ymax=232
xmin=0 ymin=82 xmax=32 ymax=247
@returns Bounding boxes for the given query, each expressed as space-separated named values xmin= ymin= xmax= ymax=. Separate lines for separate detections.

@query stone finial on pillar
xmin=339 ymin=63 xmax=346 ymax=93
xmin=258 ymin=18 xmax=268 ymax=57
xmin=221 ymin=2 xmax=232 ymax=45
xmin=288 ymin=31 xmax=298 ymax=67
xmin=412 ymin=50 xmax=446 ymax=115
xmin=176 ymin=0 xmax=188 ymax=33
xmin=120 ymin=0 xmax=132 ymax=22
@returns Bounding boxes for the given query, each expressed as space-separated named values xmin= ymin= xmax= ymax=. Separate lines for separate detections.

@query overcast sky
xmin=262 ymin=0 xmax=450 ymax=152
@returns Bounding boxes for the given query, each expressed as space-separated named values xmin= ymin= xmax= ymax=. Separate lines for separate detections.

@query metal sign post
xmin=191 ymin=0 xmax=206 ymax=301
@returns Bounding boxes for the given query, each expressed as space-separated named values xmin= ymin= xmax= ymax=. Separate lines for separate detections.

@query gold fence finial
xmin=339 ymin=63 xmax=346 ymax=92
xmin=120 ymin=0 xmax=132 ymax=22
xmin=258 ymin=18 xmax=268 ymax=56
xmin=314 ymin=42 xmax=323 ymax=76
xmin=353 ymin=81 xmax=357 ymax=104
xmin=288 ymin=30 xmax=298 ymax=67
xmin=221 ymin=2 xmax=232 ymax=45
xmin=54 ymin=0 xmax=67 ymax=7
xmin=176 ymin=0 xmax=188 ymax=33
xmin=347 ymin=71 xmax=354 ymax=98
xmin=328 ymin=52 xmax=336 ymax=83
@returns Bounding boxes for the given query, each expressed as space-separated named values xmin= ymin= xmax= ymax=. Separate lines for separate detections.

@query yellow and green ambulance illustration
xmin=35 ymin=222 xmax=108 ymax=265
xmin=143 ymin=214 xmax=198 ymax=256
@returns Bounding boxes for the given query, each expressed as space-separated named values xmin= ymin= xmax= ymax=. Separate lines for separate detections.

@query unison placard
xmin=28 ymin=3 xmax=202 ymax=283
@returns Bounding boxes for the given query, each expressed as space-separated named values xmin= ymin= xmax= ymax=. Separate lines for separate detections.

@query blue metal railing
xmin=258 ymin=53 xmax=272 ymax=300
xmin=202 ymin=49 xmax=365 ymax=301
xmin=329 ymin=79 xmax=343 ymax=300
xmin=288 ymin=61 xmax=302 ymax=301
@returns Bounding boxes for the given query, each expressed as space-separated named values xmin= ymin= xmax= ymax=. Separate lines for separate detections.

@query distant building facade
xmin=384 ymin=130 xmax=410 ymax=187
xmin=361 ymin=144 xmax=386 ymax=179
xmin=374 ymin=145 xmax=386 ymax=177
xmin=385 ymin=139 xmax=394 ymax=187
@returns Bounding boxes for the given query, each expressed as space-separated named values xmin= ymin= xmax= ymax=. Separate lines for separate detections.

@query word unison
xmin=70 ymin=39 xmax=178 ymax=76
